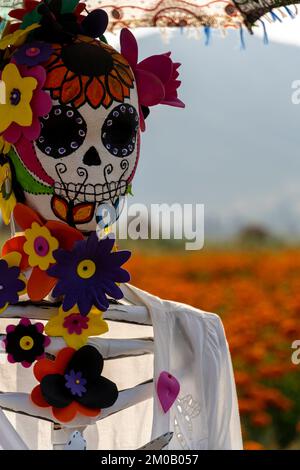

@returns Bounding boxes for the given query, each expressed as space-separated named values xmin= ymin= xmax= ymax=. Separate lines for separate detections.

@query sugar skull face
xmin=11 ymin=38 xmax=140 ymax=231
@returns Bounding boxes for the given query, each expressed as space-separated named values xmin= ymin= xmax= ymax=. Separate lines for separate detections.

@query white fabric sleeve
xmin=0 ymin=408 xmax=28 ymax=450
xmin=203 ymin=314 xmax=243 ymax=449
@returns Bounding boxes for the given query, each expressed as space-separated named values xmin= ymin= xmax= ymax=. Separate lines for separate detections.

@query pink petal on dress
xmin=157 ymin=371 xmax=180 ymax=413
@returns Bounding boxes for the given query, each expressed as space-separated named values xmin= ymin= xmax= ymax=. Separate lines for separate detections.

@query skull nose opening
xmin=83 ymin=146 xmax=102 ymax=166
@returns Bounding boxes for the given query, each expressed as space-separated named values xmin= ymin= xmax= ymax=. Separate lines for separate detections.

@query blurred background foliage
xmin=118 ymin=225 xmax=300 ymax=450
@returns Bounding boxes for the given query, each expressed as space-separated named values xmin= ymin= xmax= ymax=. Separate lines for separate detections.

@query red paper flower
xmin=31 ymin=346 xmax=118 ymax=422
xmin=2 ymin=203 xmax=84 ymax=301
xmin=120 ymin=28 xmax=185 ymax=131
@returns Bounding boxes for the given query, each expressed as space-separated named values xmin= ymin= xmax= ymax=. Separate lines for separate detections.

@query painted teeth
xmin=54 ymin=181 xmax=128 ymax=203
xmin=85 ymin=184 xmax=95 ymax=202
xmin=95 ymin=184 xmax=103 ymax=196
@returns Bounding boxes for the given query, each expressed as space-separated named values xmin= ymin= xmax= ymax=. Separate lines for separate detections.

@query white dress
xmin=0 ymin=283 xmax=243 ymax=450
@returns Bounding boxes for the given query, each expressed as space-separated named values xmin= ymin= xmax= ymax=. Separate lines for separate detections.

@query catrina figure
xmin=0 ymin=2 xmax=243 ymax=450
xmin=0 ymin=0 xmax=184 ymax=232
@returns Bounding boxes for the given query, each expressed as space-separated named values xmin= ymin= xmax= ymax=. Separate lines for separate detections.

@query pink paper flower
xmin=63 ymin=313 xmax=89 ymax=335
xmin=3 ymin=64 xmax=52 ymax=144
xmin=120 ymin=28 xmax=185 ymax=131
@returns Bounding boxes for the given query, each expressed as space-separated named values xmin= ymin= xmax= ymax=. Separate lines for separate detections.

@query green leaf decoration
xmin=61 ymin=0 xmax=80 ymax=14
xmin=21 ymin=8 xmax=42 ymax=30
xmin=126 ymin=184 xmax=134 ymax=196
xmin=8 ymin=149 xmax=53 ymax=196
xmin=100 ymin=34 xmax=108 ymax=44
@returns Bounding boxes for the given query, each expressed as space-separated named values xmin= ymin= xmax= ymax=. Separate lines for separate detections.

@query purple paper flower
xmin=48 ymin=233 xmax=131 ymax=316
xmin=0 ymin=259 xmax=25 ymax=312
xmin=65 ymin=370 xmax=87 ymax=397
xmin=63 ymin=314 xmax=89 ymax=335
xmin=13 ymin=41 xmax=53 ymax=66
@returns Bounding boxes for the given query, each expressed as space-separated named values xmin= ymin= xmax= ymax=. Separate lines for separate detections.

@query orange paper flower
xmin=2 ymin=203 xmax=84 ymax=301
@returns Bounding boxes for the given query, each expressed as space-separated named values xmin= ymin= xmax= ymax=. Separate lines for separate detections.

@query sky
xmin=111 ymin=19 xmax=300 ymax=238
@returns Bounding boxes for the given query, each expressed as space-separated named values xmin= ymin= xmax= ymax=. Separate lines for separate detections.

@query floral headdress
xmin=0 ymin=0 xmax=184 ymax=227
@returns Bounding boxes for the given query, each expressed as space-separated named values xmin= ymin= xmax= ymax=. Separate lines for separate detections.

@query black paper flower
xmin=31 ymin=345 xmax=118 ymax=422
xmin=4 ymin=317 xmax=50 ymax=367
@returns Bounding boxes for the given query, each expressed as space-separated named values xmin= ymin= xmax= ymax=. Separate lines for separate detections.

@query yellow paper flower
xmin=0 ymin=24 xmax=40 ymax=50
xmin=0 ymin=137 xmax=11 ymax=155
xmin=0 ymin=251 xmax=27 ymax=315
xmin=24 ymin=222 xmax=59 ymax=270
xmin=0 ymin=159 xmax=16 ymax=225
xmin=45 ymin=305 xmax=109 ymax=350
xmin=0 ymin=63 xmax=37 ymax=133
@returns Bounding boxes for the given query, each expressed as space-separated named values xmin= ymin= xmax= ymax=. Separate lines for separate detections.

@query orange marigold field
xmin=126 ymin=248 xmax=300 ymax=449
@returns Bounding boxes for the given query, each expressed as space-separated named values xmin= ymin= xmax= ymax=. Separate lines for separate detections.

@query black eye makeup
xmin=101 ymin=103 xmax=139 ymax=158
xmin=36 ymin=105 xmax=87 ymax=158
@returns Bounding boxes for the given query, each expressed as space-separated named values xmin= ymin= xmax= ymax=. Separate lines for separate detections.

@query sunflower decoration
xmin=44 ymin=37 xmax=135 ymax=109
xmin=0 ymin=154 xmax=16 ymax=225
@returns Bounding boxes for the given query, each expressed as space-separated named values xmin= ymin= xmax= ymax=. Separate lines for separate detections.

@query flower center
xmin=65 ymin=370 xmax=87 ymax=397
xmin=77 ymin=259 xmax=96 ymax=279
xmin=19 ymin=335 xmax=34 ymax=350
xmin=10 ymin=88 xmax=21 ymax=106
xmin=34 ymin=236 xmax=49 ymax=257
xmin=26 ymin=47 xmax=40 ymax=57
xmin=63 ymin=313 xmax=89 ymax=335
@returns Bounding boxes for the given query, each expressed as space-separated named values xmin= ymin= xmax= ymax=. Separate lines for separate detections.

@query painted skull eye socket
xmin=101 ymin=103 xmax=139 ymax=158
xmin=36 ymin=105 xmax=87 ymax=158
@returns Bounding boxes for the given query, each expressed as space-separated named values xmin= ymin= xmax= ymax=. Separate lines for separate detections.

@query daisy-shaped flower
xmin=0 ymin=156 xmax=16 ymax=225
xmin=48 ymin=232 xmax=131 ymax=316
xmin=0 ymin=23 xmax=40 ymax=50
xmin=13 ymin=41 xmax=53 ymax=66
xmin=44 ymin=37 xmax=134 ymax=109
xmin=0 ymin=252 xmax=26 ymax=314
xmin=120 ymin=28 xmax=185 ymax=131
xmin=4 ymin=317 xmax=50 ymax=368
xmin=31 ymin=345 xmax=118 ymax=423
xmin=2 ymin=203 xmax=84 ymax=301
xmin=45 ymin=305 xmax=108 ymax=349
xmin=24 ymin=222 xmax=59 ymax=271
xmin=0 ymin=63 xmax=37 ymax=135
xmin=1 ymin=63 xmax=52 ymax=144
